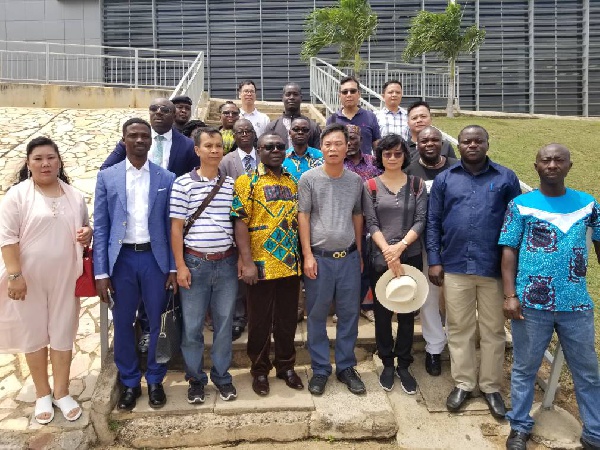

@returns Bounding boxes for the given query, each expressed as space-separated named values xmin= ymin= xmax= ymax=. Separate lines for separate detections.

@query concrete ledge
xmin=531 ymin=403 xmax=582 ymax=449
xmin=90 ymin=350 xmax=119 ymax=445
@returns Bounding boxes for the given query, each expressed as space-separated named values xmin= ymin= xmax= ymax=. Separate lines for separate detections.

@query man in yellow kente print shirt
xmin=231 ymin=132 xmax=303 ymax=398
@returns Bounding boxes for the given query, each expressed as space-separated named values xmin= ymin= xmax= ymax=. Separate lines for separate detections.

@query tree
xmin=300 ymin=0 xmax=378 ymax=74
xmin=402 ymin=1 xmax=485 ymax=117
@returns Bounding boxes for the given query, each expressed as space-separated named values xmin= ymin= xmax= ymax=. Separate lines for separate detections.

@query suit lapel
xmin=117 ymin=161 xmax=127 ymax=211
xmin=235 ymin=152 xmax=245 ymax=178
xmin=148 ymin=163 xmax=161 ymax=214
xmin=167 ymin=131 xmax=179 ymax=171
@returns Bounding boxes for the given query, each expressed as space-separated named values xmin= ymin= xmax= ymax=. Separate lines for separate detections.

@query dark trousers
xmin=111 ymin=247 xmax=169 ymax=387
xmin=246 ymin=276 xmax=300 ymax=376
xmin=370 ymin=253 xmax=423 ymax=369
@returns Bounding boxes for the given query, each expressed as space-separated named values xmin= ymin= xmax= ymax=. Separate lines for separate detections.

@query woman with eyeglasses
xmin=362 ymin=134 xmax=427 ymax=394
xmin=219 ymin=101 xmax=241 ymax=154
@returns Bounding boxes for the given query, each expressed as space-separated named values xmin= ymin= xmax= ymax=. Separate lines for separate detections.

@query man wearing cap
xmin=298 ymin=123 xmax=365 ymax=396
xmin=171 ymin=96 xmax=193 ymax=133
xmin=238 ymin=80 xmax=270 ymax=138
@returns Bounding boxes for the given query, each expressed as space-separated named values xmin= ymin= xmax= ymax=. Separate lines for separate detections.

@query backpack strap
xmin=367 ymin=177 xmax=378 ymax=205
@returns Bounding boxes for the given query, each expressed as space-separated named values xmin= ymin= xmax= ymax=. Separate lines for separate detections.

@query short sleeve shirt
xmin=326 ymin=108 xmax=381 ymax=155
xmin=498 ymin=188 xmax=600 ymax=312
xmin=231 ymin=163 xmax=300 ymax=280
xmin=283 ymin=147 xmax=324 ymax=184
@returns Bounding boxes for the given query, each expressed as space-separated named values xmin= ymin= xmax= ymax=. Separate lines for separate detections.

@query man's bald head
xmin=535 ymin=143 xmax=573 ymax=188
xmin=536 ymin=143 xmax=570 ymax=162
xmin=418 ymin=125 xmax=442 ymax=141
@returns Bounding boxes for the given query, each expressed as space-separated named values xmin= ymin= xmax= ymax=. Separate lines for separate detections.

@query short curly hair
xmin=373 ymin=134 xmax=410 ymax=171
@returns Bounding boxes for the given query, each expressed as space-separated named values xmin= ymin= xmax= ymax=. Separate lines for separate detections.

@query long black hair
xmin=16 ymin=136 xmax=70 ymax=185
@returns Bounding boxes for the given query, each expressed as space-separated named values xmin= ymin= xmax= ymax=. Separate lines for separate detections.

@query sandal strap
xmin=34 ymin=394 xmax=54 ymax=424
xmin=52 ymin=395 xmax=81 ymax=421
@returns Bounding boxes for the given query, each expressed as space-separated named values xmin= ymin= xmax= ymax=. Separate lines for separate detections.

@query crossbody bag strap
xmin=401 ymin=175 xmax=412 ymax=233
xmin=183 ymin=173 xmax=226 ymax=237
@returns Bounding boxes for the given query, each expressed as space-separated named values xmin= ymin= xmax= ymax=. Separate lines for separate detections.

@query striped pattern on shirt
xmin=170 ymin=171 xmax=235 ymax=252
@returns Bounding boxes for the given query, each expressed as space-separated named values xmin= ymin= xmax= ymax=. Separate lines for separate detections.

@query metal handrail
xmin=170 ymin=51 xmax=205 ymax=116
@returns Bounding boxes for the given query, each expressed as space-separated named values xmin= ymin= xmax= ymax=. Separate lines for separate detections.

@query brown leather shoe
xmin=252 ymin=375 xmax=269 ymax=396
xmin=277 ymin=369 xmax=304 ymax=390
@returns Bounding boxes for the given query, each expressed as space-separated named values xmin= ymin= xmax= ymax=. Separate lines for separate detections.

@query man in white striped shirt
xmin=170 ymin=127 xmax=238 ymax=404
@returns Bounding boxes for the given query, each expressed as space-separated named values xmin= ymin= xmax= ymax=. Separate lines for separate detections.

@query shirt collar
xmin=345 ymin=154 xmax=367 ymax=165
xmin=381 ymin=106 xmax=407 ymax=115
xmin=256 ymin=162 xmax=291 ymax=178
xmin=152 ymin=128 xmax=173 ymax=142
xmin=451 ymin=157 xmax=498 ymax=175
xmin=125 ymin=158 xmax=150 ymax=172
xmin=241 ymin=107 xmax=257 ymax=116
xmin=287 ymin=146 xmax=316 ymax=158
xmin=238 ymin=148 xmax=256 ymax=161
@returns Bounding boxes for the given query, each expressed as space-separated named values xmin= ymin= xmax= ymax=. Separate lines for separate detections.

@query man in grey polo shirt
xmin=298 ymin=123 xmax=365 ymax=396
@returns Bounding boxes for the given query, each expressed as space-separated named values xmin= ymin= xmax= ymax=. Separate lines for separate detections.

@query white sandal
xmin=34 ymin=394 xmax=55 ymax=425
xmin=52 ymin=395 xmax=82 ymax=422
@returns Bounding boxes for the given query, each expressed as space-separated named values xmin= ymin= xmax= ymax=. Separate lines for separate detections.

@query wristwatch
xmin=7 ymin=272 xmax=22 ymax=281
xmin=503 ymin=293 xmax=518 ymax=300
xmin=401 ymin=239 xmax=409 ymax=246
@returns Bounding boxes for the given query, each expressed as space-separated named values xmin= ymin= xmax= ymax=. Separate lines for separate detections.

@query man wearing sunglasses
xmin=326 ymin=76 xmax=381 ymax=155
xmin=231 ymin=133 xmax=303 ymax=397
xmin=282 ymin=117 xmax=323 ymax=184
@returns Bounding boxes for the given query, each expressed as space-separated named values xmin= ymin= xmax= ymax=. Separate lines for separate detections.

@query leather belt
xmin=311 ymin=243 xmax=357 ymax=259
xmin=122 ymin=242 xmax=151 ymax=252
xmin=184 ymin=247 xmax=235 ymax=261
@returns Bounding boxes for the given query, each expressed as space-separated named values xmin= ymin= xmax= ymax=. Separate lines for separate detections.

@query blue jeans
xmin=304 ymin=250 xmax=361 ymax=377
xmin=179 ymin=252 xmax=238 ymax=386
xmin=507 ymin=308 xmax=600 ymax=446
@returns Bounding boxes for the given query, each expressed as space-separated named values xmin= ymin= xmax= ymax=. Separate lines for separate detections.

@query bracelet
xmin=503 ymin=293 xmax=518 ymax=300
xmin=7 ymin=272 xmax=22 ymax=281
xmin=401 ymin=239 xmax=409 ymax=246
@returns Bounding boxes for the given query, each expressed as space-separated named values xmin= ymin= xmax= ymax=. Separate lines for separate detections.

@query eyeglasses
xmin=241 ymin=89 xmax=256 ymax=95
xmin=261 ymin=143 xmax=286 ymax=151
xmin=235 ymin=129 xmax=254 ymax=136
xmin=149 ymin=104 xmax=172 ymax=113
xmin=382 ymin=151 xmax=405 ymax=159
xmin=340 ymin=88 xmax=358 ymax=95
xmin=291 ymin=127 xmax=310 ymax=133
xmin=221 ymin=111 xmax=240 ymax=116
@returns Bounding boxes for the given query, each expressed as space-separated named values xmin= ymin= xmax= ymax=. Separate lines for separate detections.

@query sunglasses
xmin=382 ymin=151 xmax=405 ymax=159
xmin=340 ymin=88 xmax=358 ymax=95
xmin=235 ymin=129 xmax=254 ymax=136
xmin=261 ymin=143 xmax=286 ymax=151
xmin=291 ymin=127 xmax=310 ymax=133
xmin=221 ymin=111 xmax=240 ymax=116
xmin=149 ymin=104 xmax=172 ymax=113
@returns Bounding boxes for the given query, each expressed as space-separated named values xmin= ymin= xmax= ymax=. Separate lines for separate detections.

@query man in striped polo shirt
xmin=170 ymin=127 xmax=238 ymax=404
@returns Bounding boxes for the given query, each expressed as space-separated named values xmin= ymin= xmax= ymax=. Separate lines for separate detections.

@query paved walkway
xmin=0 ymin=107 xmax=145 ymax=435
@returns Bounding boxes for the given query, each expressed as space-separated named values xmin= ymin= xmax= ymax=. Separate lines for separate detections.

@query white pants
xmin=421 ymin=251 xmax=448 ymax=355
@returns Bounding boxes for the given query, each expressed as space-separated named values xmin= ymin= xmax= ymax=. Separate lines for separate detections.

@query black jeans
xmin=370 ymin=253 xmax=423 ymax=368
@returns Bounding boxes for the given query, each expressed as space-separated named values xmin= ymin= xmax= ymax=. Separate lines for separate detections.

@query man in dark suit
xmin=101 ymin=98 xmax=198 ymax=353
xmin=94 ymin=118 xmax=177 ymax=410
xmin=100 ymin=98 xmax=199 ymax=177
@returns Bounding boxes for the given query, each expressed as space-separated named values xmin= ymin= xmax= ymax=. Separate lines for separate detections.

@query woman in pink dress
xmin=0 ymin=137 xmax=92 ymax=424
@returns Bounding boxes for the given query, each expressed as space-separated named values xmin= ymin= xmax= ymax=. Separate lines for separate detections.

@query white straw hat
xmin=374 ymin=265 xmax=429 ymax=314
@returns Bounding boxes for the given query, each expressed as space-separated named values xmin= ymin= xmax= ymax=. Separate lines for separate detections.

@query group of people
xmin=0 ymin=76 xmax=598 ymax=450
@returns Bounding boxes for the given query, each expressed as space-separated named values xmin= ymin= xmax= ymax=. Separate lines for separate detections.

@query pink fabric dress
xmin=0 ymin=179 xmax=88 ymax=354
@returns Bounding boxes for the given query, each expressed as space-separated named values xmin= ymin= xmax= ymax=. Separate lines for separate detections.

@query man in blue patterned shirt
xmin=283 ymin=118 xmax=323 ymax=184
xmin=499 ymin=144 xmax=600 ymax=450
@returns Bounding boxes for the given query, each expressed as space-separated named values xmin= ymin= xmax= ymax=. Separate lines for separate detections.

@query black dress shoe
xmin=117 ymin=385 xmax=141 ymax=411
xmin=232 ymin=326 xmax=243 ymax=342
xmin=425 ymin=352 xmax=442 ymax=376
xmin=148 ymin=383 xmax=166 ymax=409
xmin=484 ymin=392 xmax=506 ymax=419
xmin=446 ymin=387 xmax=472 ymax=412
xmin=276 ymin=369 xmax=304 ymax=390
xmin=506 ymin=429 xmax=530 ymax=450
xmin=252 ymin=375 xmax=269 ymax=396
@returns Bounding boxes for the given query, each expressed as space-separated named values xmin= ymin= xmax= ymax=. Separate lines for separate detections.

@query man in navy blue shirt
xmin=426 ymin=125 xmax=521 ymax=418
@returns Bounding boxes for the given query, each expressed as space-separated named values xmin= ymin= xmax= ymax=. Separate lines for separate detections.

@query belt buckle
xmin=133 ymin=243 xmax=144 ymax=252
xmin=333 ymin=250 xmax=347 ymax=259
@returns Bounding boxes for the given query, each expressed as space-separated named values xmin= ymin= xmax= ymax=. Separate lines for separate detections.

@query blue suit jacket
xmin=93 ymin=160 xmax=176 ymax=277
xmin=100 ymin=128 xmax=198 ymax=177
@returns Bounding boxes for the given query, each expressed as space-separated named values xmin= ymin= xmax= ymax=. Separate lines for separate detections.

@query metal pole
xmin=475 ymin=0 xmax=480 ymax=111
xmin=541 ymin=343 xmax=565 ymax=409
xmin=528 ymin=0 xmax=535 ymax=114
xmin=134 ymin=49 xmax=139 ymax=88
xmin=205 ymin=0 xmax=211 ymax=96
xmin=100 ymin=302 xmax=108 ymax=367
xmin=151 ymin=0 xmax=157 ymax=87
xmin=259 ymin=0 xmax=264 ymax=102
xmin=45 ymin=42 xmax=50 ymax=83
xmin=582 ymin=0 xmax=589 ymax=116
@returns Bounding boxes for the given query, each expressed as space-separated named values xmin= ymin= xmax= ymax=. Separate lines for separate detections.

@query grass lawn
xmin=435 ymin=116 xmax=600 ymax=351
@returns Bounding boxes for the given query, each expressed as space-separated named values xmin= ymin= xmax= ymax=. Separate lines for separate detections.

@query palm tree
xmin=402 ymin=1 xmax=485 ymax=117
xmin=300 ymin=0 xmax=378 ymax=74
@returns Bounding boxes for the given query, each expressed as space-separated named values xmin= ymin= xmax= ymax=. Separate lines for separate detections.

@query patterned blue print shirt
xmin=498 ymin=188 xmax=600 ymax=312
xmin=282 ymin=147 xmax=324 ymax=184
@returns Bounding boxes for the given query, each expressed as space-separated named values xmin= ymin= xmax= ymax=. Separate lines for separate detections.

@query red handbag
xmin=75 ymin=247 xmax=97 ymax=297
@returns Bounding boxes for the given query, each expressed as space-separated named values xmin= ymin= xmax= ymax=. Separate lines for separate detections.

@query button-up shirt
xmin=343 ymin=154 xmax=382 ymax=182
xmin=237 ymin=148 xmax=257 ymax=171
xmin=149 ymin=129 xmax=172 ymax=169
xmin=375 ymin=107 xmax=410 ymax=141
xmin=283 ymin=146 xmax=324 ymax=183
xmin=240 ymin=107 xmax=270 ymax=138
xmin=124 ymin=159 xmax=151 ymax=244
xmin=426 ymin=158 xmax=522 ymax=277
xmin=326 ymin=108 xmax=381 ymax=155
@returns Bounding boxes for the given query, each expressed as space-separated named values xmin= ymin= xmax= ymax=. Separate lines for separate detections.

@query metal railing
xmin=169 ymin=51 xmax=205 ymax=115
xmin=0 ymin=40 xmax=198 ymax=89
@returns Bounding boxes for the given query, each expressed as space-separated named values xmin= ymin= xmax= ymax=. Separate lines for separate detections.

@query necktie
xmin=243 ymin=155 xmax=254 ymax=174
xmin=154 ymin=135 xmax=165 ymax=166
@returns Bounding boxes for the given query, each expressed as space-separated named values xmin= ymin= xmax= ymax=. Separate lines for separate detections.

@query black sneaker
xmin=215 ymin=383 xmax=237 ymax=401
xmin=379 ymin=366 xmax=395 ymax=391
xmin=308 ymin=374 xmax=328 ymax=395
xmin=337 ymin=367 xmax=366 ymax=395
xmin=506 ymin=429 xmax=530 ymax=450
xmin=187 ymin=380 xmax=205 ymax=404
xmin=396 ymin=367 xmax=417 ymax=395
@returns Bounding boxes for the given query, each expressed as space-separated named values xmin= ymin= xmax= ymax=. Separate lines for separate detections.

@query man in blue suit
xmin=101 ymin=98 xmax=198 ymax=354
xmin=100 ymin=97 xmax=199 ymax=177
xmin=94 ymin=118 xmax=177 ymax=410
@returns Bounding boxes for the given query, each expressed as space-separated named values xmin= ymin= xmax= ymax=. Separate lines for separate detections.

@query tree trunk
xmin=446 ymin=57 xmax=455 ymax=118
